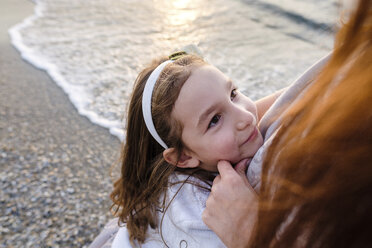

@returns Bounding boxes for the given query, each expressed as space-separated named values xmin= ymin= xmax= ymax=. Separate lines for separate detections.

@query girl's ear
xmin=163 ymin=148 xmax=200 ymax=168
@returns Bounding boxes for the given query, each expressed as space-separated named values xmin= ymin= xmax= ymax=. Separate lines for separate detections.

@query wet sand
xmin=0 ymin=0 xmax=121 ymax=247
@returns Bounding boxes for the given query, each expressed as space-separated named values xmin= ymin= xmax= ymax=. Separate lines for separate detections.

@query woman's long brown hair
xmin=252 ymin=0 xmax=372 ymax=247
xmin=110 ymin=55 xmax=213 ymax=245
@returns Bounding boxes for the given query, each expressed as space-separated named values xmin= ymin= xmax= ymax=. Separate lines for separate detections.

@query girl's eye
xmin=230 ymin=89 xmax=237 ymax=101
xmin=208 ymin=114 xmax=221 ymax=129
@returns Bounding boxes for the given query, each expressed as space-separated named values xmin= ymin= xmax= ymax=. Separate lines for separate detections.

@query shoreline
xmin=7 ymin=0 xmax=125 ymax=141
xmin=0 ymin=0 xmax=120 ymax=247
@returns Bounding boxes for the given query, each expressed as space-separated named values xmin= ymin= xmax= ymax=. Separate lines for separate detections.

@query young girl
xmin=107 ymin=51 xmax=283 ymax=247
xmin=87 ymin=49 xmax=330 ymax=248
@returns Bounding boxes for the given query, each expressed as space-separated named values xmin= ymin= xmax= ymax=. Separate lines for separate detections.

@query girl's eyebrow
xmin=197 ymin=105 xmax=216 ymax=128
xmin=197 ymin=79 xmax=233 ymax=128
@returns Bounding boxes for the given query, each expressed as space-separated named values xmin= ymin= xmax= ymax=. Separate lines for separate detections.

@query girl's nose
xmin=236 ymin=110 xmax=255 ymax=131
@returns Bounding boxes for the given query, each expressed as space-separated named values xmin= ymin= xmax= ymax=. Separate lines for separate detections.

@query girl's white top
xmin=113 ymin=173 xmax=225 ymax=247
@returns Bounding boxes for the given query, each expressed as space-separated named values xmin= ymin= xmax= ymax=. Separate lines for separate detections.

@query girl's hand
xmin=202 ymin=160 xmax=258 ymax=248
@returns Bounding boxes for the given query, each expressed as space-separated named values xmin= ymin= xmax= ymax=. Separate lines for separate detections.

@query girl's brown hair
xmin=110 ymin=55 xmax=211 ymax=244
xmin=252 ymin=0 xmax=372 ymax=247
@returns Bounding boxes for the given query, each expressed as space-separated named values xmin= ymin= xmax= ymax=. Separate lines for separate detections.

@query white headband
xmin=142 ymin=60 xmax=173 ymax=149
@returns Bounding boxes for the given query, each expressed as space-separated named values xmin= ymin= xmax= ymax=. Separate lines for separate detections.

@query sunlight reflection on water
xmin=13 ymin=0 xmax=338 ymax=139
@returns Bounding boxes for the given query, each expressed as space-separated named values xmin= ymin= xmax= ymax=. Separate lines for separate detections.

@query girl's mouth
xmin=242 ymin=128 xmax=258 ymax=146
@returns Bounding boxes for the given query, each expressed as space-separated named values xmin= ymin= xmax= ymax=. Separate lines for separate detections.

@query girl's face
xmin=172 ymin=65 xmax=264 ymax=172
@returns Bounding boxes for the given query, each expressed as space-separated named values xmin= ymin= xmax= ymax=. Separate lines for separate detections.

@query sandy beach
xmin=0 ymin=0 xmax=121 ymax=247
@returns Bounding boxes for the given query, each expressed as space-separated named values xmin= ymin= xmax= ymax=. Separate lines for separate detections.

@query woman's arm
xmin=255 ymin=87 xmax=287 ymax=121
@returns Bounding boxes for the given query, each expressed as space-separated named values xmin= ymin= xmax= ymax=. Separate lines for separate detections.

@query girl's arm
xmin=255 ymin=87 xmax=287 ymax=121
xmin=255 ymin=52 xmax=332 ymax=121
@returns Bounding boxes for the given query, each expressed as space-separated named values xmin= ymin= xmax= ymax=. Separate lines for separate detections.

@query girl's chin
xmin=199 ymin=163 xmax=219 ymax=172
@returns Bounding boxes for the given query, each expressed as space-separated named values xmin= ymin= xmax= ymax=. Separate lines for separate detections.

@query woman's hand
xmin=202 ymin=160 xmax=258 ymax=248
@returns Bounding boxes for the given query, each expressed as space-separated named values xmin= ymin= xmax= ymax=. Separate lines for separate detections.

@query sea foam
xmin=9 ymin=0 xmax=337 ymax=142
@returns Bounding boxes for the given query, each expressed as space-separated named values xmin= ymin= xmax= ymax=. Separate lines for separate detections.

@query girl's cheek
xmin=218 ymin=134 xmax=235 ymax=151
xmin=247 ymin=103 xmax=257 ymax=115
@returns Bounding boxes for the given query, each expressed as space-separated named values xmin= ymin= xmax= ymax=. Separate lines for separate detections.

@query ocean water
xmin=9 ymin=0 xmax=339 ymax=140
